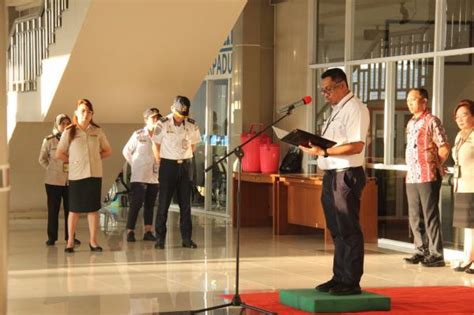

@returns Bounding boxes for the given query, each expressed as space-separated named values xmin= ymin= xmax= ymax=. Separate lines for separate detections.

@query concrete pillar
xmin=0 ymin=0 xmax=9 ymax=312
xmin=232 ymin=0 xmax=274 ymax=138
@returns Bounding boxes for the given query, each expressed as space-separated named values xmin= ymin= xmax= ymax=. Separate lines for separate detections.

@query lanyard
xmin=321 ymin=95 xmax=354 ymax=136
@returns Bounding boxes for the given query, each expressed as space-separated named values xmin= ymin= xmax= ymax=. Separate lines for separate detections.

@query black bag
xmin=279 ymin=147 xmax=303 ymax=173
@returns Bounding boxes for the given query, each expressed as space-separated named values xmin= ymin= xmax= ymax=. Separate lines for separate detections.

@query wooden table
xmin=233 ymin=172 xmax=378 ymax=244
xmin=232 ymin=172 xmax=278 ymax=227
xmin=275 ymin=174 xmax=378 ymax=244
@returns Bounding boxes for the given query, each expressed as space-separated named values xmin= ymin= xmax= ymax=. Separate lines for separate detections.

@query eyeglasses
xmin=77 ymin=109 xmax=93 ymax=116
xmin=319 ymin=82 xmax=342 ymax=95
xmin=455 ymin=113 xmax=471 ymax=120
xmin=407 ymin=97 xmax=424 ymax=103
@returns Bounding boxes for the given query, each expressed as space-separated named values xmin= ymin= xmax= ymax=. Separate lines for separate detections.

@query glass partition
xmin=445 ymin=0 xmax=474 ymax=51
xmin=316 ymin=0 xmax=345 ymax=63
xmin=353 ymin=0 xmax=436 ymax=60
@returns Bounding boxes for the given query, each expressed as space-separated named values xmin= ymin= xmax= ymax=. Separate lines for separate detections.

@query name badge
xmin=63 ymin=163 xmax=69 ymax=173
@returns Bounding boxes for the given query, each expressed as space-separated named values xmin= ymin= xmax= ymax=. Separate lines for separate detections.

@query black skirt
xmin=453 ymin=192 xmax=474 ymax=228
xmin=69 ymin=177 xmax=102 ymax=213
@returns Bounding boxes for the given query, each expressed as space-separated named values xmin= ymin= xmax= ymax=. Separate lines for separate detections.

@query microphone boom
xmin=277 ymin=96 xmax=312 ymax=114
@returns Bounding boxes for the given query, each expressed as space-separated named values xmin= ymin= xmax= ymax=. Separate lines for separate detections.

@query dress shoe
xmin=421 ymin=255 xmax=445 ymax=267
xmin=143 ymin=231 xmax=157 ymax=241
xmin=64 ymin=247 xmax=74 ymax=253
xmin=126 ymin=231 xmax=136 ymax=242
xmin=315 ymin=279 xmax=339 ymax=292
xmin=454 ymin=261 xmax=473 ymax=272
xmin=465 ymin=267 xmax=474 ymax=274
xmin=403 ymin=253 xmax=426 ymax=264
xmin=182 ymin=240 xmax=197 ymax=248
xmin=74 ymin=238 xmax=81 ymax=245
xmin=89 ymin=244 xmax=103 ymax=252
xmin=155 ymin=240 xmax=165 ymax=249
xmin=45 ymin=240 xmax=55 ymax=246
xmin=329 ymin=283 xmax=362 ymax=296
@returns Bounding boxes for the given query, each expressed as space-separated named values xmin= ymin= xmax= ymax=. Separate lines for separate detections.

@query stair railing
xmin=7 ymin=0 xmax=69 ymax=92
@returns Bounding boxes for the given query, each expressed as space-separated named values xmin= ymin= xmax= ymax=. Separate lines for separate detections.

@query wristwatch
xmin=323 ymin=148 xmax=329 ymax=158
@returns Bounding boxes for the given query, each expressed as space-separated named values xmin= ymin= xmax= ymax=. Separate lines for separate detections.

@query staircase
xmin=8 ymin=0 xmax=70 ymax=93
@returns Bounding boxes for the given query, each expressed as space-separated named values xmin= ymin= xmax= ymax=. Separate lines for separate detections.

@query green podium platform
xmin=279 ymin=289 xmax=391 ymax=313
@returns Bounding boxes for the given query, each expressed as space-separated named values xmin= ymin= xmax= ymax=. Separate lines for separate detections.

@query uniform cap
xmin=171 ymin=96 xmax=191 ymax=118
xmin=143 ymin=108 xmax=160 ymax=119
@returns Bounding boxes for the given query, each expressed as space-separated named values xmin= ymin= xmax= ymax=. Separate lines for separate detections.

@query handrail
xmin=7 ymin=0 xmax=69 ymax=92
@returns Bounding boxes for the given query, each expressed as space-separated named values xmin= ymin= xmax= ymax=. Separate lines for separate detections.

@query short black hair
xmin=410 ymin=88 xmax=429 ymax=100
xmin=321 ymin=68 xmax=348 ymax=86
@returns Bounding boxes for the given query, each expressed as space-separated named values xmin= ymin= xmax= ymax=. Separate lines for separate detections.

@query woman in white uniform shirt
xmin=56 ymin=99 xmax=112 ymax=253
xmin=39 ymin=114 xmax=80 ymax=246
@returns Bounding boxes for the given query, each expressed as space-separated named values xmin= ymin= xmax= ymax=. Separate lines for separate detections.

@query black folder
xmin=275 ymin=128 xmax=336 ymax=149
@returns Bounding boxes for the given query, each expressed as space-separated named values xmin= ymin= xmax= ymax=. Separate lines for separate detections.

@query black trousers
xmin=155 ymin=159 xmax=193 ymax=242
xmin=406 ymin=178 xmax=444 ymax=257
xmin=126 ymin=182 xmax=159 ymax=230
xmin=321 ymin=166 xmax=366 ymax=287
xmin=45 ymin=184 xmax=69 ymax=241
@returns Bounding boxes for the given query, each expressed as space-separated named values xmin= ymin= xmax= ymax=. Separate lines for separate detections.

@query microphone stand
xmin=191 ymin=108 xmax=296 ymax=315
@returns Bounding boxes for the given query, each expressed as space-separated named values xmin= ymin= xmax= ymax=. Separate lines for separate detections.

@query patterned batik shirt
xmin=405 ymin=110 xmax=448 ymax=183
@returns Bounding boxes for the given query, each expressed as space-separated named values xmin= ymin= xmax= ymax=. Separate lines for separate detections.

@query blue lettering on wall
xmin=207 ymin=33 xmax=233 ymax=77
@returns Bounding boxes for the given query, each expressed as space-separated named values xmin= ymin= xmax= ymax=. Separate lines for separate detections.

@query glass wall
xmin=177 ymin=33 xmax=233 ymax=217
xmin=445 ymin=0 xmax=473 ymax=51
xmin=316 ymin=0 xmax=345 ymax=63
xmin=353 ymin=0 xmax=436 ymax=60
xmin=312 ymin=0 xmax=474 ymax=248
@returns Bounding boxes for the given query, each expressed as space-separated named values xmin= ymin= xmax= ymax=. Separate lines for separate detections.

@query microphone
xmin=277 ymin=96 xmax=312 ymax=114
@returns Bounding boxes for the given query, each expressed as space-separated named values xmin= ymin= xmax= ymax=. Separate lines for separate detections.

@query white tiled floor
xmin=7 ymin=212 xmax=474 ymax=314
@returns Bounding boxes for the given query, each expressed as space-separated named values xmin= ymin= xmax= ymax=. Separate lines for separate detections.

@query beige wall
xmin=1 ymin=0 xmax=9 ymax=311
xmin=9 ymin=122 xmax=142 ymax=212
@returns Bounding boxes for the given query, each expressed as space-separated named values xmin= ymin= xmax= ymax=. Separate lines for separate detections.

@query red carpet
xmin=223 ymin=286 xmax=474 ymax=314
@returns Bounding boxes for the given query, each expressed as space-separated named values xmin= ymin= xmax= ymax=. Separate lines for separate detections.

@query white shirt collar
xmin=333 ymin=91 xmax=354 ymax=110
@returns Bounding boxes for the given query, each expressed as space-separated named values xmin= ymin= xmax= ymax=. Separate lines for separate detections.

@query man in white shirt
xmin=300 ymin=68 xmax=370 ymax=295
xmin=152 ymin=96 xmax=201 ymax=249
xmin=122 ymin=108 xmax=162 ymax=242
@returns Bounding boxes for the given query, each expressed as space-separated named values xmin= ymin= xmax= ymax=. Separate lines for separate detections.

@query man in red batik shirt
xmin=403 ymin=88 xmax=450 ymax=267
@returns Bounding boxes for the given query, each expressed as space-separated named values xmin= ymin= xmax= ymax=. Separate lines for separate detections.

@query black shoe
xmin=64 ymin=247 xmax=74 ymax=253
xmin=465 ymin=267 xmax=474 ymax=274
xmin=315 ymin=279 xmax=339 ymax=292
xmin=403 ymin=253 xmax=426 ymax=264
xmin=329 ymin=283 xmax=362 ymax=296
xmin=155 ymin=240 xmax=165 ymax=249
xmin=182 ymin=240 xmax=197 ymax=249
xmin=45 ymin=240 xmax=55 ymax=246
xmin=74 ymin=238 xmax=81 ymax=245
xmin=454 ymin=261 xmax=472 ymax=272
xmin=89 ymin=244 xmax=103 ymax=252
xmin=421 ymin=255 xmax=445 ymax=267
xmin=127 ymin=231 xmax=136 ymax=242
xmin=143 ymin=231 xmax=157 ymax=241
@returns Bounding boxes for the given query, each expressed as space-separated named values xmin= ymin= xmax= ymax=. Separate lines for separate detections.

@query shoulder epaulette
xmin=46 ymin=134 xmax=55 ymax=140
xmin=187 ymin=118 xmax=196 ymax=124
xmin=159 ymin=117 xmax=169 ymax=123
xmin=135 ymin=129 xmax=145 ymax=135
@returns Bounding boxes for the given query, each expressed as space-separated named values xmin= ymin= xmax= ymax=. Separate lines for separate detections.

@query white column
xmin=432 ymin=0 xmax=447 ymax=119
xmin=384 ymin=61 xmax=396 ymax=165
xmin=344 ymin=0 xmax=355 ymax=86
xmin=0 ymin=0 xmax=10 ymax=313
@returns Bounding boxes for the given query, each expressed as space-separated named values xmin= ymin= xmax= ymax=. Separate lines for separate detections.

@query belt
xmin=324 ymin=166 xmax=362 ymax=174
xmin=161 ymin=158 xmax=191 ymax=164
